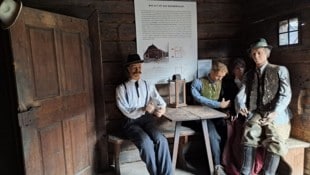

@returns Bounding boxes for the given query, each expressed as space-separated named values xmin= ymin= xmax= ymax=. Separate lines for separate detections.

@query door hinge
xmin=18 ymin=107 xmax=37 ymax=127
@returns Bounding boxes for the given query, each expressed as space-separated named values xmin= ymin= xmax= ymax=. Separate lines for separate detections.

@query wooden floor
xmin=100 ymin=137 xmax=310 ymax=175
xmin=101 ymin=160 xmax=208 ymax=175
xmin=102 ymin=136 xmax=211 ymax=175
xmin=120 ymin=161 xmax=194 ymax=175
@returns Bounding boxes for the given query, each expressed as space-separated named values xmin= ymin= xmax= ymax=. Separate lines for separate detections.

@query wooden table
xmin=164 ymin=105 xmax=226 ymax=175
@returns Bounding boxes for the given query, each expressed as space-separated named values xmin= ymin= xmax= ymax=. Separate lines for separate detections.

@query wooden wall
xmin=94 ymin=0 xmax=243 ymax=170
xmin=197 ymin=0 xmax=243 ymax=59
xmin=243 ymin=0 xmax=310 ymax=174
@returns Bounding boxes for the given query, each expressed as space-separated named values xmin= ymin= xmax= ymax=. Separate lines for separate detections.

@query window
xmin=278 ymin=17 xmax=299 ymax=46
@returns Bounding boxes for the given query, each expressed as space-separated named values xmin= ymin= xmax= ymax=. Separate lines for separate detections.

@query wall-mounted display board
xmin=197 ymin=59 xmax=212 ymax=78
xmin=135 ymin=0 xmax=197 ymax=84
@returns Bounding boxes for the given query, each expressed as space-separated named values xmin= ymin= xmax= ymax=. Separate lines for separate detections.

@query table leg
xmin=172 ymin=121 xmax=181 ymax=174
xmin=201 ymin=119 xmax=214 ymax=175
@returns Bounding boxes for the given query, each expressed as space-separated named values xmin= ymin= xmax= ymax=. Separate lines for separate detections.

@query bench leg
xmin=178 ymin=136 xmax=188 ymax=168
xmin=178 ymin=136 xmax=197 ymax=171
xmin=280 ymin=148 xmax=305 ymax=175
xmin=172 ymin=121 xmax=182 ymax=174
xmin=114 ymin=143 xmax=121 ymax=175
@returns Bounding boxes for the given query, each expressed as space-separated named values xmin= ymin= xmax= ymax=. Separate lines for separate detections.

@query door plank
xmin=61 ymin=32 xmax=85 ymax=94
xmin=28 ymin=27 xmax=60 ymax=99
xmin=40 ymin=123 xmax=66 ymax=175
xmin=67 ymin=114 xmax=89 ymax=172
xmin=21 ymin=127 xmax=44 ymax=175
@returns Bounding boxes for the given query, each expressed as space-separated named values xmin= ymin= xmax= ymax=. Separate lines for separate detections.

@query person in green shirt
xmin=191 ymin=61 xmax=230 ymax=175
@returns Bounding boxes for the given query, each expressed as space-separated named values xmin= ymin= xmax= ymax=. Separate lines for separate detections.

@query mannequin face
xmin=210 ymin=70 xmax=226 ymax=81
xmin=127 ymin=63 xmax=142 ymax=80
xmin=250 ymin=47 xmax=269 ymax=68
xmin=233 ymin=65 xmax=245 ymax=80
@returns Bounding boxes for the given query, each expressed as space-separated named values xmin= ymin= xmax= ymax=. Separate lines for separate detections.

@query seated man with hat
xmin=115 ymin=53 xmax=172 ymax=175
xmin=235 ymin=38 xmax=292 ymax=175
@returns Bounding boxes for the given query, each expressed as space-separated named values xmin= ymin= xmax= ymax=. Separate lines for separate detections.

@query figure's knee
xmin=243 ymin=136 xmax=260 ymax=148
xmin=139 ymin=137 xmax=154 ymax=150
xmin=207 ymin=124 xmax=220 ymax=140
xmin=264 ymin=126 xmax=289 ymax=156
xmin=243 ymin=123 xmax=262 ymax=145
xmin=266 ymin=141 xmax=288 ymax=156
xmin=154 ymin=133 xmax=168 ymax=145
xmin=209 ymin=130 xmax=221 ymax=142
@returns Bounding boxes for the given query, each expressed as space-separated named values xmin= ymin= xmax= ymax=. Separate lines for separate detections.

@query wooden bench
xmin=278 ymin=137 xmax=310 ymax=175
xmin=108 ymin=123 xmax=196 ymax=175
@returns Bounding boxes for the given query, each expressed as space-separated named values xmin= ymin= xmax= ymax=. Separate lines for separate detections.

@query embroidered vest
xmin=201 ymin=78 xmax=222 ymax=100
xmin=246 ymin=64 xmax=280 ymax=112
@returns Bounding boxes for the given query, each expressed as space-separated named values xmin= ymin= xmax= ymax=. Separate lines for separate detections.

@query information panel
xmin=135 ymin=0 xmax=197 ymax=84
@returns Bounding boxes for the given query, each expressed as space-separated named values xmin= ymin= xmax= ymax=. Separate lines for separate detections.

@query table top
xmin=163 ymin=105 xmax=226 ymax=122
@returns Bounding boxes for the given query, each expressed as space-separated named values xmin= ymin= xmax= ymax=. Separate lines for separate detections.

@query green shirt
xmin=201 ymin=78 xmax=222 ymax=100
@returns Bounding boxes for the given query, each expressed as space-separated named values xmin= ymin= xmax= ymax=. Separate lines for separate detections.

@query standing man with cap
xmin=235 ymin=38 xmax=292 ymax=175
xmin=115 ymin=53 xmax=172 ymax=175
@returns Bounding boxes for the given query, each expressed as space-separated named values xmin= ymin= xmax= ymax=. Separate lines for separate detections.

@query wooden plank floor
xmin=101 ymin=155 xmax=209 ymax=175
xmin=120 ymin=160 xmax=194 ymax=175
xmin=102 ymin=137 xmax=210 ymax=175
xmin=100 ymin=160 xmax=196 ymax=175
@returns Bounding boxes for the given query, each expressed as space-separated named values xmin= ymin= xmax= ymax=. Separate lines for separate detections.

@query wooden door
xmin=9 ymin=7 xmax=96 ymax=175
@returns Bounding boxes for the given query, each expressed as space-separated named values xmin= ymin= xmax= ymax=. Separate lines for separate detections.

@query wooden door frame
xmin=0 ymin=30 xmax=25 ymax=174
xmin=88 ymin=10 xmax=109 ymax=171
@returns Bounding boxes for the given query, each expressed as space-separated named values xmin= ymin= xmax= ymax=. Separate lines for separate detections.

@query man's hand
xmin=238 ymin=107 xmax=249 ymax=117
xmin=153 ymin=107 xmax=166 ymax=118
xmin=145 ymin=102 xmax=155 ymax=114
xmin=259 ymin=111 xmax=277 ymax=125
xmin=220 ymin=98 xmax=231 ymax=109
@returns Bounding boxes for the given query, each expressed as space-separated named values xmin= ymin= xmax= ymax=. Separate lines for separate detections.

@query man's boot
xmin=240 ymin=146 xmax=256 ymax=175
xmin=262 ymin=152 xmax=280 ymax=175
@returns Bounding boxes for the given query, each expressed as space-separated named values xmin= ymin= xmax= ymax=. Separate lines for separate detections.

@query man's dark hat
xmin=125 ymin=54 xmax=144 ymax=66
xmin=248 ymin=38 xmax=272 ymax=52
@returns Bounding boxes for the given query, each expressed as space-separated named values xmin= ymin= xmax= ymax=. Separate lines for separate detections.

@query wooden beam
xmin=245 ymin=1 xmax=310 ymax=24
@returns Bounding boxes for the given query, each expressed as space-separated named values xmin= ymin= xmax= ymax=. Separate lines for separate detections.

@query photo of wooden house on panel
xmin=143 ymin=44 xmax=168 ymax=63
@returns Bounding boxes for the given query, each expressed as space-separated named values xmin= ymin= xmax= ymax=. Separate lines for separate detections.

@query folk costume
xmin=236 ymin=39 xmax=292 ymax=175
